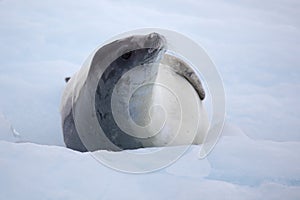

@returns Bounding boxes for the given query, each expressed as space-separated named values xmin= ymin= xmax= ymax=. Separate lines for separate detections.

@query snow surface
xmin=0 ymin=122 xmax=299 ymax=200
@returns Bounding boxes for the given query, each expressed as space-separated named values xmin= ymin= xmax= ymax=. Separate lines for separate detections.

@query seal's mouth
xmin=142 ymin=47 xmax=165 ymax=65
xmin=144 ymin=39 xmax=167 ymax=63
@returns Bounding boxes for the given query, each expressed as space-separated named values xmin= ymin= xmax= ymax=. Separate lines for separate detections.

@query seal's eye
xmin=121 ymin=51 xmax=132 ymax=60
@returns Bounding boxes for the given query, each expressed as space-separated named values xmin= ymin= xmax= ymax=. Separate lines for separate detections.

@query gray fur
xmin=61 ymin=33 xmax=206 ymax=152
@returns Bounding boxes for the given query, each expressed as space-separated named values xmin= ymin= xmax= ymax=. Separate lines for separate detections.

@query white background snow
xmin=0 ymin=0 xmax=299 ymax=199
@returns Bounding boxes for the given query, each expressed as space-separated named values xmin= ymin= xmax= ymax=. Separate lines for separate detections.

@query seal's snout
xmin=148 ymin=32 xmax=160 ymax=41
xmin=145 ymin=32 xmax=166 ymax=50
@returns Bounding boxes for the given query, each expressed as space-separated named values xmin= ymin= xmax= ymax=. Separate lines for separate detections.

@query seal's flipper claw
xmin=65 ymin=77 xmax=71 ymax=83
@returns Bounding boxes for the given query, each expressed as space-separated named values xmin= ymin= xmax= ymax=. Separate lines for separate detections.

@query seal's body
xmin=60 ymin=33 xmax=209 ymax=152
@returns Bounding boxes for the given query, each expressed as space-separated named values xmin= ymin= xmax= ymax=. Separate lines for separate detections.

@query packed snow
xmin=0 ymin=122 xmax=299 ymax=200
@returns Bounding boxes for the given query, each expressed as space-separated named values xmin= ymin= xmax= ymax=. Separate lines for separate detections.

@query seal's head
xmin=115 ymin=33 xmax=166 ymax=61
xmin=90 ymin=33 xmax=166 ymax=75
xmin=105 ymin=32 xmax=166 ymax=68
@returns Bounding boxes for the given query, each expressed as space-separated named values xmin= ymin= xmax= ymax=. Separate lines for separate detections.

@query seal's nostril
xmin=148 ymin=32 xmax=159 ymax=41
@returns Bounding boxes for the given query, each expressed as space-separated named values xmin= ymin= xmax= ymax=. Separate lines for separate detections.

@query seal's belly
xmin=126 ymin=63 xmax=209 ymax=147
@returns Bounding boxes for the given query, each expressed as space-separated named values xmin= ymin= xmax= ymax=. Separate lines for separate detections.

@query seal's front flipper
xmin=161 ymin=54 xmax=206 ymax=100
xmin=65 ymin=77 xmax=71 ymax=83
